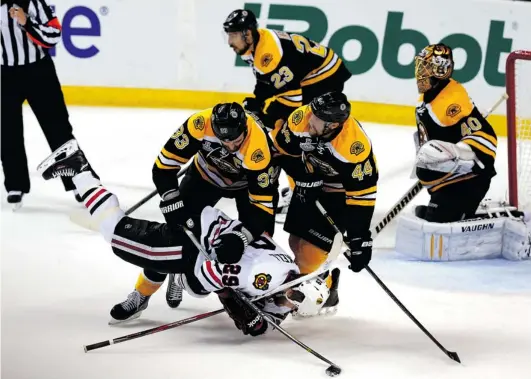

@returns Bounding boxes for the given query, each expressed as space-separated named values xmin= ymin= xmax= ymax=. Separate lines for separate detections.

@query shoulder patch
xmin=350 ymin=141 xmax=365 ymax=156
xmin=292 ymin=109 xmax=304 ymax=125
xmin=446 ymin=103 xmax=462 ymax=118
xmin=253 ymin=273 xmax=272 ymax=291
xmin=251 ymin=149 xmax=265 ymax=163
xmin=261 ymin=53 xmax=273 ymax=68
xmin=193 ymin=115 xmax=205 ymax=131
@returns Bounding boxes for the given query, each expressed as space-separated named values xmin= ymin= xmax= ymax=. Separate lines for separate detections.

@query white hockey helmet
xmin=287 ymin=277 xmax=330 ymax=317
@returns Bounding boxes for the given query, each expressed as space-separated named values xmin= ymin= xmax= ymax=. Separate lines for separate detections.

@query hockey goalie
xmin=395 ymin=43 xmax=531 ymax=262
xmin=36 ymin=140 xmax=333 ymax=333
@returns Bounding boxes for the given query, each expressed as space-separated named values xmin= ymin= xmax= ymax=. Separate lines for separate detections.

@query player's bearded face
xmin=309 ymin=114 xmax=336 ymax=138
xmin=221 ymin=132 xmax=245 ymax=153
xmin=227 ymin=31 xmax=250 ymax=55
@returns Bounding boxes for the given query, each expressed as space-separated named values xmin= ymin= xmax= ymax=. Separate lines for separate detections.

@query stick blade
xmin=447 ymin=351 xmax=461 ymax=363
xmin=328 ymin=232 xmax=343 ymax=261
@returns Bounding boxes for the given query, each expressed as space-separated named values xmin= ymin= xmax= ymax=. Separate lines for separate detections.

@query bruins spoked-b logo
xmin=253 ymin=273 xmax=272 ymax=290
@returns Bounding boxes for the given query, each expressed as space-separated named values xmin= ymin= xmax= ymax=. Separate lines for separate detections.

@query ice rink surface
xmin=2 ymin=106 xmax=530 ymax=379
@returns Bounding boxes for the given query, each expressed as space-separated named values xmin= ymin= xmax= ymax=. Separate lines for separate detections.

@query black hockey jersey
xmin=242 ymin=28 xmax=351 ymax=122
xmin=415 ymin=79 xmax=497 ymax=193
xmin=270 ymin=105 xmax=378 ymax=236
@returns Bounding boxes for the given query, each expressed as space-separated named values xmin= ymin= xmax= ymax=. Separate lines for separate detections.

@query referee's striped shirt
xmin=1 ymin=0 xmax=61 ymax=66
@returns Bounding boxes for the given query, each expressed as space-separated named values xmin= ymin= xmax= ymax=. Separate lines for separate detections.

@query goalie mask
xmin=415 ymin=44 xmax=454 ymax=93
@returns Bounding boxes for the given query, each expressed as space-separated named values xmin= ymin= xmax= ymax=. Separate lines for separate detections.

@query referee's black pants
xmin=1 ymin=55 xmax=76 ymax=193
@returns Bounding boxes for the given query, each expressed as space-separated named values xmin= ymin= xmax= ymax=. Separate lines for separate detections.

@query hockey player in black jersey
xmin=412 ymin=43 xmax=497 ymax=222
xmin=223 ymin=8 xmax=353 ymax=216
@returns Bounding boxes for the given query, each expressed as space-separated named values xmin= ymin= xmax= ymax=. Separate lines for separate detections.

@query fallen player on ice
xmin=37 ymin=139 xmax=335 ymax=336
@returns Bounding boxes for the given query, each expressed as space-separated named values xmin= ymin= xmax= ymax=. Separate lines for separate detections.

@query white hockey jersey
xmin=194 ymin=206 xmax=299 ymax=298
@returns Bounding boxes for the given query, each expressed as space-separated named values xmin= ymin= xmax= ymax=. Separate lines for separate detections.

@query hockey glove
xmin=243 ymin=97 xmax=263 ymax=115
xmin=345 ymin=232 xmax=373 ymax=272
xmin=293 ymin=179 xmax=323 ymax=204
xmin=218 ymin=289 xmax=268 ymax=337
xmin=212 ymin=227 xmax=252 ymax=264
xmin=159 ymin=190 xmax=193 ymax=229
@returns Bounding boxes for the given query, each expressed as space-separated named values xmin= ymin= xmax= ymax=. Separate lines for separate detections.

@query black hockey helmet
xmin=310 ymin=92 xmax=351 ymax=124
xmin=211 ymin=103 xmax=248 ymax=142
xmin=223 ymin=9 xmax=258 ymax=33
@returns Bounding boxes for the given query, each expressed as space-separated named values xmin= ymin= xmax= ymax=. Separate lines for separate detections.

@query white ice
xmin=1 ymin=106 xmax=530 ymax=379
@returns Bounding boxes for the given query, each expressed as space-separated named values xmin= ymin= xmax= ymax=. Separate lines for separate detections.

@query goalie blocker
xmin=395 ymin=206 xmax=531 ymax=261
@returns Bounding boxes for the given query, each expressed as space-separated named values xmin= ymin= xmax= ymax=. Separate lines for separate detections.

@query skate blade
xmin=108 ymin=311 xmax=143 ymax=325
xmin=36 ymin=139 xmax=79 ymax=176
xmin=11 ymin=202 xmax=23 ymax=212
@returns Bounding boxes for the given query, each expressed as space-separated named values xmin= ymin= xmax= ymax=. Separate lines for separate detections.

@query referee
xmin=1 ymin=0 xmax=96 ymax=210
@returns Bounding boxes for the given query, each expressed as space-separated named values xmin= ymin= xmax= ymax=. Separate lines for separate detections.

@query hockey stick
xmin=84 ymin=308 xmax=225 ymax=352
xmin=84 ymin=233 xmax=343 ymax=353
xmin=69 ymin=163 xmax=190 ymax=231
xmin=181 ymin=227 xmax=342 ymax=377
xmin=315 ymin=200 xmax=461 ymax=364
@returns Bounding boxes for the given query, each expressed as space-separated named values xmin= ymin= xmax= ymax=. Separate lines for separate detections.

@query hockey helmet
xmin=287 ymin=277 xmax=330 ymax=317
xmin=415 ymin=43 xmax=454 ymax=93
xmin=310 ymin=92 xmax=351 ymax=124
xmin=211 ymin=103 xmax=248 ymax=142
xmin=223 ymin=9 xmax=258 ymax=33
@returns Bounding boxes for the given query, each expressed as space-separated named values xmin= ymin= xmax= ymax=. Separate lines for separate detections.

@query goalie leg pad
xmin=502 ymin=218 xmax=531 ymax=261
xmin=396 ymin=211 xmax=531 ymax=261
xmin=396 ymin=211 xmax=504 ymax=261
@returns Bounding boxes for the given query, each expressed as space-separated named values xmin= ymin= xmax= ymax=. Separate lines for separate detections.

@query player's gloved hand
xmin=293 ymin=179 xmax=323 ymax=204
xmin=159 ymin=190 xmax=192 ymax=227
xmin=212 ymin=228 xmax=251 ymax=264
xmin=345 ymin=231 xmax=373 ymax=272
xmin=218 ymin=289 xmax=268 ymax=337
xmin=243 ymin=97 xmax=262 ymax=115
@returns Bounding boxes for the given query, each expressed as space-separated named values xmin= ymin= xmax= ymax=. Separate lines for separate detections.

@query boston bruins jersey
xmin=416 ymin=79 xmax=497 ymax=193
xmin=243 ymin=28 xmax=351 ymax=122
xmin=153 ymin=108 xmax=279 ymax=235
xmin=271 ymin=105 xmax=378 ymax=235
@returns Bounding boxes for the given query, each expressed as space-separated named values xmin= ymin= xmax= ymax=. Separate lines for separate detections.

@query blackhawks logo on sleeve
xmin=253 ymin=273 xmax=272 ymax=290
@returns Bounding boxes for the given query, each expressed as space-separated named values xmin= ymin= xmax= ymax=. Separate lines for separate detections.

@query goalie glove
xmin=416 ymin=140 xmax=484 ymax=174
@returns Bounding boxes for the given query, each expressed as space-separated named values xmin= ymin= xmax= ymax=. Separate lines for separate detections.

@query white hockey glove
xmin=416 ymin=140 xmax=483 ymax=174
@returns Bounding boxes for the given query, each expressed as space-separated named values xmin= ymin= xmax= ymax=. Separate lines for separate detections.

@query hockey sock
xmin=135 ymin=270 xmax=166 ymax=296
xmin=72 ymin=171 xmax=125 ymax=242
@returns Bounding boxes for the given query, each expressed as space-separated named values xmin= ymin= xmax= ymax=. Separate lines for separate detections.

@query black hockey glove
xmin=345 ymin=231 xmax=373 ymax=272
xmin=159 ymin=191 xmax=192 ymax=228
xmin=212 ymin=227 xmax=252 ymax=264
xmin=218 ymin=289 xmax=268 ymax=337
xmin=243 ymin=97 xmax=263 ymax=115
xmin=293 ymin=179 xmax=323 ymax=204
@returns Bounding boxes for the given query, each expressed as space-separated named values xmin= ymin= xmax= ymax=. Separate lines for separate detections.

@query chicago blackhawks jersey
xmin=243 ymin=28 xmax=351 ymax=121
xmin=415 ymin=79 xmax=497 ymax=193
xmin=194 ymin=206 xmax=299 ymax=300
xmin=153 ymin=108 xmax=280 ymax=232
xmin=270 ymin=105 xmax=378 ymax=236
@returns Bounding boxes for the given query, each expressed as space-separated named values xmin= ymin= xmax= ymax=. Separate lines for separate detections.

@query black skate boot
xmin=7 ymin=191 xmax=24 ymax=211
xmin=319 ymin=268 xmax=340 ymax=316
xmin=166 ymin=274 xmax=184 ymax=309
xmin=37 ymin=139 xmax=91 ymax=180
xmin=109 ymin=290 xmax=151 ymax=325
